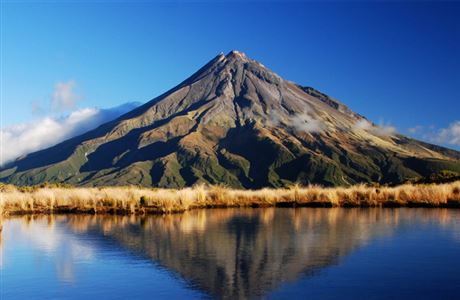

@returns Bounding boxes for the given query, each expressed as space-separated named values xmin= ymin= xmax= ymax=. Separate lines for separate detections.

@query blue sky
xmin=1 ymin=1 xmax=460 ymax=152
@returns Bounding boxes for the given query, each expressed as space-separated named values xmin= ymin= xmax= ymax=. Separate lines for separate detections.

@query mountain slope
xmin=2 ymin=51 xmax=460 ymax=188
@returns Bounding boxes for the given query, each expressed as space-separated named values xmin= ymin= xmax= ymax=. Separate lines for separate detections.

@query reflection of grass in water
xmin=0 ymin=181 xmax=460 ymax=215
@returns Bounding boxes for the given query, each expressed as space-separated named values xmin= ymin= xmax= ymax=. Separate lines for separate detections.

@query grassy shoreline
xmin=1 ymin=181 xmax=460 ymax=215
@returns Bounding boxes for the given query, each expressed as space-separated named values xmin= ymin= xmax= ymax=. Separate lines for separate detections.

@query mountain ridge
xmin=2 ymin=50 xmax=460 ymax=187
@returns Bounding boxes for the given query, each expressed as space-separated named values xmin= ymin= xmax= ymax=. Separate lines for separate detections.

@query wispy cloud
xmin=437 ymin=121 xmax=460 ymax=145
xmin=51 ymin=80 xmax=80 ymax=112
xmin=1 ymin=102 xmax=140 ymax=165
xmin=354 ymin=119 xmax=396 ymax=137
xmin=290 ymin=113 xmax=325 ymax=133
xmin=419 ymin=121 xmax=460 ymax=146
xmin=405 ymin=121 xmax=460 ymax=150
xmin=408 ymin=125 xmax=423 ymax=134
xmin=266 ymin=110 xmax=325 ymax=133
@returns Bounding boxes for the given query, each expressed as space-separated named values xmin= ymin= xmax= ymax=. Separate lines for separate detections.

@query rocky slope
xmin=2 ymin=51 xmax=460 ymax=187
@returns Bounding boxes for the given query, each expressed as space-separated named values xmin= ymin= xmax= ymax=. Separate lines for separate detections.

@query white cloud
xmin=51 ymin=80 xmax=80 ymax=112
xmin=354 ymin=119 xmax=372 ymax=131
xmin=354 ymin=119 xmax=396 ymax=137
xmin=265 ymin=110 xmax=325 ymax=133
xmin=290 ymin=113 xmax=325 ymax=133
xmin=406 ymin=121 xmax=460 ymax=148
xmin=267 ymin=110 xmax=281 ymax=127
xmin=433 ymin=121 xmax=460 ymax=146
xmin=1 ymin=102 xmax=139 ymax=165
xmin=375 ymin=120 xmax=396 ymax=136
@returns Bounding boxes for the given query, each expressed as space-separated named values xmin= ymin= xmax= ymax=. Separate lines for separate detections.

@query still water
xmin=1 ymin=208 xmax=460 ymax=299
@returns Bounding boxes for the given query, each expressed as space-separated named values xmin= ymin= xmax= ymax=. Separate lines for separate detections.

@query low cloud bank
xmin=1 ymin=102 xmax=140 ymax=165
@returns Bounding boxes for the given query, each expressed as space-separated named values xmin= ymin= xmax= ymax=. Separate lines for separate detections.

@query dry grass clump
xmin=0 ymin=181 xmax=459 ymax=215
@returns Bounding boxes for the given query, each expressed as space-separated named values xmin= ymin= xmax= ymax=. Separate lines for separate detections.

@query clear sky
xmin=1 ymin=0 xmax=460 ymax=150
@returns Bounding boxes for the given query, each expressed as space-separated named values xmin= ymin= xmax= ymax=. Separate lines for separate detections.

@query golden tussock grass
xmin=0 ymin=181 xmax=460 ymax=215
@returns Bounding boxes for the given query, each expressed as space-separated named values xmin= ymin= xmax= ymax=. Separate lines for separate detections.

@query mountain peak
xmin=226 ymin=50 xmax=247 ymax=59
xmin=212 ymin=50 xmax=248 ymax=64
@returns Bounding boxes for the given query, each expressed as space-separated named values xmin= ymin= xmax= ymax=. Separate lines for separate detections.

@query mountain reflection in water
xmin=2 ymin=208 xmax=459 ymax=299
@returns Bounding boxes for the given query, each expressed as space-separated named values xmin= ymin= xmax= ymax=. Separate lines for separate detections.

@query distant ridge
xmin=2 ymin=51 xmax=460 ymax=187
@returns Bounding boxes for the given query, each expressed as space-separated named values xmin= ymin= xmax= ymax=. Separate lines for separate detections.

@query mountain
xmin=2 ymin=51 xmax=460 ymax=188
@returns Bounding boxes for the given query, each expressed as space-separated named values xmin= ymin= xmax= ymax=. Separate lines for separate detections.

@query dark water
xmin=1 ymin=208 xmax=460 ymax=299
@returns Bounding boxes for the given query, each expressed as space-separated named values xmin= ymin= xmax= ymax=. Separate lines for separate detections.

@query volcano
xmin=2 ymin=51 xmax=460 ymax=188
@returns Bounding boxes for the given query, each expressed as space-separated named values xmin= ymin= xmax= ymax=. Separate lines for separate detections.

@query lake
xmin=1 ymin=208 xmax=460 ymax=299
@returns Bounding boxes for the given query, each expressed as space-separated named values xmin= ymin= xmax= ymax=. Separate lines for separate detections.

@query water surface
xmin=2 ymin=208 xmax=460 ymax=299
